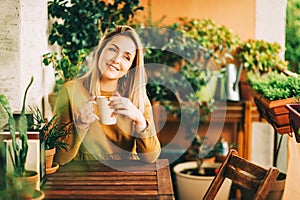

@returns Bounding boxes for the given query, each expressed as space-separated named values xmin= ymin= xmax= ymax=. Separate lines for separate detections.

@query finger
xmin=109 ymin=98 xmax=123 ymax=107
xmin=114 ymin=109 xmax=129 ymax=117
xmin=111 ymin=103 xmax=126 ymax=111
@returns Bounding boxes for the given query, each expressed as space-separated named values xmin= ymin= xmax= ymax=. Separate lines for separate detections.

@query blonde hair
xmin=81 ymin=25 xmax=147 ymax=113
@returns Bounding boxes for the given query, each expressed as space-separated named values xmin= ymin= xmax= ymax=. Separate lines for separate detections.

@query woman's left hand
xmin=109 ymin=93 xmax=147 ymax=132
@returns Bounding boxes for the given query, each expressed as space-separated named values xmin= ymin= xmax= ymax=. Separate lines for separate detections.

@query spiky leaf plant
xmin=30 ymin=106 xmax=71 ymax=150
xmin=0 ymin=77 xmax=33 ymax=177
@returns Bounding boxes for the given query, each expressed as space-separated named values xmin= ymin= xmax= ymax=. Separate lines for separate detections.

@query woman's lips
xmin=107 ymin=64 xmax=119 ymax=71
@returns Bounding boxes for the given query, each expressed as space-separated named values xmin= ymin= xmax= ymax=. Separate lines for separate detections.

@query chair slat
xmin=225 ymin=165 xmax=261 ymax=191
xmin=229 ymin=155 xmax=267 ymax=179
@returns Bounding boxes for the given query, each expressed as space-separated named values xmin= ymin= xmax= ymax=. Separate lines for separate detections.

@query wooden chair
xmin=203 ymin=149 xmax=279 ymax=200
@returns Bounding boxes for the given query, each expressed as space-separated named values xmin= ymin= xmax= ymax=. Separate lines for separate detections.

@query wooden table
xmin=42 ymin=159 xmax=175 ymax=200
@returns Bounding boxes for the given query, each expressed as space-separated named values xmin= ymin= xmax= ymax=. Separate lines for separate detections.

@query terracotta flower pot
xmin=252 ymin=88 xmax=298 ymax=134
xmin=45 ymin=147 xmax=56 ymax=169
xmin=6 ymin=170 xmax=39 ymax=199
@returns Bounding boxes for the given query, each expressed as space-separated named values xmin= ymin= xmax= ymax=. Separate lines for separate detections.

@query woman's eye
xmin=125 ymin=56 xmax=131 ymax=61
xmin=109 ymin=47 xmax=117 ymax=52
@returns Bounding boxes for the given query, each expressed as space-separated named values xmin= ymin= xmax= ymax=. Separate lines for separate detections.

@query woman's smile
xmin=107 ymin=64 xmax=120 ymax=71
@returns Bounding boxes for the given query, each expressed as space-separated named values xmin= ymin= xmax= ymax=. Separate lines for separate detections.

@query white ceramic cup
xmin=96 ymin=96 xmax=117 ymax=125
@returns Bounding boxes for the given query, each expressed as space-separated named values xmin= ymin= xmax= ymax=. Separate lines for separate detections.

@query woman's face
xmin=99 ymin=35 xmax=137 ymax=81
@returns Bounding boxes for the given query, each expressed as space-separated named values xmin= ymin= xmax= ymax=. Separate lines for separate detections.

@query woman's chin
xmin=102 ymin=73 xmax=120 ymax=81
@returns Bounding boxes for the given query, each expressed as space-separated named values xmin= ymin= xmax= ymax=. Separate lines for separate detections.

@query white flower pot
xmin=173 ymin=161 xmax=232 ymax=200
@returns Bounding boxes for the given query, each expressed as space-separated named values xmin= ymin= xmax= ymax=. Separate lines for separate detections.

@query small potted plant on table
xmin=31 ymin=106 xmax=71 ymax=174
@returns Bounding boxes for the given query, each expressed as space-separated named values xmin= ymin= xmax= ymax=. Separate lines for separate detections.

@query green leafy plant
xmin=42 ymin=117 xmax=71 ymax=151
xmin=30 ymin=106 xmax=71 ymax=150
xmin=184 ymin=135 xmax=226 ymax=160
xmin=0 ymin=77 xmax=33 ymax=177
xmin=42 ymin=48 xmax=90 ymax=92
xmin=47 ymin=0 xmax=143 ymax=57
xmin=141 ymin=18 xmax=238 ymax=163
xmin=285 ymin=0 xmax=300 ymax=74
xmin=236 ymin=39 xmax=288 ymax=74
xmin=180 ymin=134 xmax=235 ymax=176
xmin=247 ymin=71 xmax=300 ymax=101
xmin=172 ymin=17 xmax=241 ymax=69
xmin=144 ymin=17 xmax=240 ymax=107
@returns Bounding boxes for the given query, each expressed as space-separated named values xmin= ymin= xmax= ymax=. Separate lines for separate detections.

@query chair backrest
xmin=203 ymin=149 xmax=279 ymax=200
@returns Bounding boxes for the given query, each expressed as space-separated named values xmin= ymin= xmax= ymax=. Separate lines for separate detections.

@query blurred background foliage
xmin=285 ymin=0 xmax=300 ymax=74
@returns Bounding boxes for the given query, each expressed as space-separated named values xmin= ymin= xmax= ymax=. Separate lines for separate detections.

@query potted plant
xmin=173 ymin=135 xmax=233 ymax=200
xmin=140 ymin=20 xmax=238 ymax=198
xmin=247 ymin=71 xmax=300 ymax=133
xmin=30 ymin=106 xmax=71 ymax=174
xmin=236 ymin=39 xmax=288 ymax=74
xmin=173 ymin=18 xmax=242 ymax=101
xmin=247 ymin=71 xmax=300 ymax=199
xmin=146 ymin=17 xmax=241 ymax=99
xmin=0 ymin=77 xmax=44 ymax=199
xmin=173 ymin=18 xmax=241 ymax=69
xmin=144 ymin=17 xmax=241 ymax=122
xmin=144 ymin=17 xmax=241 ymax=116
xmin=235 ymin=39 xmax=289 ymax=100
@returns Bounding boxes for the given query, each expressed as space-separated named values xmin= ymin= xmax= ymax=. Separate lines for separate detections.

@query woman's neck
xmin=100 ymin=78 xmax=118 ymax=92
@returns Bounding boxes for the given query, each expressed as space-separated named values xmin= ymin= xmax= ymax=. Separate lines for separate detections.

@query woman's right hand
xmin=75 ymin=98 xmax=99 ymax=129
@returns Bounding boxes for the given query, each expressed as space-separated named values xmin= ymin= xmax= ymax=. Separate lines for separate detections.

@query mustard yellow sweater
xmin=53 ymin=79 xmax=161 ymax=165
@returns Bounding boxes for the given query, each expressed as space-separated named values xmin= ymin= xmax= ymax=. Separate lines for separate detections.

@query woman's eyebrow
xmin=111 ymin=44 xmax=120 ymax=50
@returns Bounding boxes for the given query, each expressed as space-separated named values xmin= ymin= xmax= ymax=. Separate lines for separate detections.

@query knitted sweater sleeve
xmin=53 ymin=81 xmax=88 ymax=165
xmin=135 ymin=98 xmax=161 ymax=163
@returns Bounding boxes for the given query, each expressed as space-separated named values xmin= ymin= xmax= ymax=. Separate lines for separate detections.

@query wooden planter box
xmin=252 ymin=90 xmax=298 ymax=134
xmin=286 ymin=104 xmax=300 ymax=143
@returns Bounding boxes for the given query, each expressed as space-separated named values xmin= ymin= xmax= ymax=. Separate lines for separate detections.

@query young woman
xmin=53 ymin=25 xmax=161 ymax=165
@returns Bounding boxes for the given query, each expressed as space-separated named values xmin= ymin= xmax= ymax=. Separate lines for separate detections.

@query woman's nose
xmin=112 ymin=53 xmax=122 ymax=64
